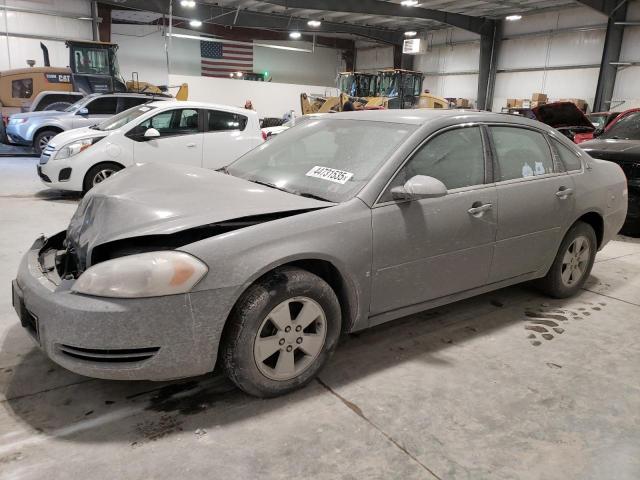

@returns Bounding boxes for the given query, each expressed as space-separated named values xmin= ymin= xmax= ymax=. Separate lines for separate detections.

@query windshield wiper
xmin=250 ymin=179 xmax=293 ymax=194
xmin=89 ymin=124 xmax=101 ymax=130
xmin=298 ymin=192 xmax=332 ymax=202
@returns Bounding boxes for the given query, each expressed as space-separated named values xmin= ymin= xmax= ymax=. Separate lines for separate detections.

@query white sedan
xmin=37 ymin=101 xmax=264 ymax=193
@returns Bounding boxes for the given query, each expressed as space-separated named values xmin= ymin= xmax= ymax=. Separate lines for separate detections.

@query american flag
xmin=200 ymin=39 xmax=253 ymax=78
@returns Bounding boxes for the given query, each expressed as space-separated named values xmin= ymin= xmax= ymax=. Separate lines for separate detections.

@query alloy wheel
xmin=38 ymin=135 xmax=53 ymax=152
xmin=561 ymin=235 xmax=590 ymax=287
xmin=253 ymin=297 xmax=327 ymax=381
xmin=92 ymin=168 xmax=116 ymax=186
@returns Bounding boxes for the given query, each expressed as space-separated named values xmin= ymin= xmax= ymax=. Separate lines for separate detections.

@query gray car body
xmin=6 ymin=93 xmax=165 ymax=146
xmin=14 ymin=109 xmax=628 ymax=381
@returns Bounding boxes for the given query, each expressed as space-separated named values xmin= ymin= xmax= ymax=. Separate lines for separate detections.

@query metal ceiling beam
xmin=575 ymin=0 xmax=628 ymax=16
xmin=100 ymin=0 xmax=404 ymax=44
xmin=259 ymin=0 xmax=495 ymax=35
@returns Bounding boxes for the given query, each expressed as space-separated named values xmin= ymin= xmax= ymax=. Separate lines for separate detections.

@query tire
xmin=537 ymin=221 xmax=597 ymax=298
xmin=221 ymin=267 xmax=342 ymax=398
xmin=43 ymin=101 xmax=74 ymax=112
xmin=82 ymin=162 xmax=123 ymax=193
xmin=33 ymin=129 xmax=59 ymax=154
xmin=0 ymin=121 xmax=8 ymax=144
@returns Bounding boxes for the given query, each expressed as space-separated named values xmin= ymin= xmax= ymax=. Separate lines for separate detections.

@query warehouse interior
xmin=1 ymin=1 xmax=639 ymax=479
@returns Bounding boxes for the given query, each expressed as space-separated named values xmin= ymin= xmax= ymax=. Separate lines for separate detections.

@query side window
xmin=381 ymin=126 xmax=485 ymax=202
xmin=207 ymin=110 xmax=247 ymax=132
xmin=136 ymin=108 xmax=199 ymax=137
xmin=118 ymin=97 xmax=149 ymax=112
xmin=86 ymin=97 xmax=118 ymax=115
xmin=12 ymin=79 xmax=33 ymax=98
xmin=550 ymin=138 xmax=582 ymax=171
xmin=491 ymin=126 xmax=554 ymax=181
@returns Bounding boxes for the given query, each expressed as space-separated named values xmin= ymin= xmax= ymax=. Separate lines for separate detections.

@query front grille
xmin=58 ymin=344 xmax=160 ymax=363
xmin=37 ymin=166 xmax=51 ymax=182
xmin=40 ymin=145 xmax=54 ymax=165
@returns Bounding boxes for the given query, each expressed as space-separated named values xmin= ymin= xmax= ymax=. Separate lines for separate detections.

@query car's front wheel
xmin=34 ymin=129 xmax=59 ymax=154
xmin=82 ymin=162 xmax=123 ymax=193
xmin=537 ymin=221 xmax=597 ymax=298
xmin=221 ymin=267 xmax=341 ymax=398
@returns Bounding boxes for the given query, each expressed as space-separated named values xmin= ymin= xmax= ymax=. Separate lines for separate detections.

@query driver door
xmin=370 ymin=125 xmax=497 ymax=315
xmin=72 ymin=96 xmax=118 ymax=128
xmin=130 ymin=107 xmax=203 ymax=167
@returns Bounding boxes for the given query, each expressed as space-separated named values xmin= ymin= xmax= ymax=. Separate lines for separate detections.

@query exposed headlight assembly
xmin=55 ymin=137 xmax=103 ymax=160
xmin=71 ymin=251 xmax=208 ymax=298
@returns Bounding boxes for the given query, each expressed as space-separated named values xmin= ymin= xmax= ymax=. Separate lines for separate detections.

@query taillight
xmin=261 ymin=130 xmax=268 ymax=141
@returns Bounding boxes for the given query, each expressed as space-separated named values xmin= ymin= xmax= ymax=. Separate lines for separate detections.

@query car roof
xmin=308 ymin=108 xmax=548 ymax=129
xmin=147 ymin=100 xmax=256 ymax=116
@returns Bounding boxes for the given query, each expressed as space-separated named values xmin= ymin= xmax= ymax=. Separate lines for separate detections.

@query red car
xmin=507 ymin=102 xmax=595 ymax=144
xmin=575 ymin=111 xmax=622 ymax=144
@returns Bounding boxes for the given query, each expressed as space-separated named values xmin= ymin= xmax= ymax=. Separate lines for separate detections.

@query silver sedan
xmin=13 ymin=110 xmax=627 ymax=397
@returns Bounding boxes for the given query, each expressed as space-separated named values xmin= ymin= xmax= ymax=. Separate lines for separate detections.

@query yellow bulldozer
xmin=301 ymin=69 xmax=449 ymax=114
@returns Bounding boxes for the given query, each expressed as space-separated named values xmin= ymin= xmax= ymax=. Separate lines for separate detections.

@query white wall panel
xmin=355 ymin=46 xmax=393 ymax=71
xmin=114 ymin=25 xmax=342 ymax=89
xmin=612 ymin=67 xmax=640 ymax=110
xmin=502 ymin=6 xmax=605 ymax=36
xmin=169 ymin=73 xmax=336 ymax=117
xmin=423 ymin=73 xmax=478 ymax=102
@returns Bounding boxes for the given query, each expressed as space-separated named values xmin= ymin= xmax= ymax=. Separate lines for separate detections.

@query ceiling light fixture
xmin=189 ymin=19 xmax=202 ymax=27
xmin=400 ymin=0 xmax=419 ymax=6
xmin=505 ymin=14 xmax=522 ymax=21
xmin=307 ymin=20 xmax=321 ymax=27
xmin=180 ymin=0 xmax=196 ymax=7
xmin=289 ymin=31 xmax=302 ymax=39
xmin=404 ymin=31 xmax=417 ymax=37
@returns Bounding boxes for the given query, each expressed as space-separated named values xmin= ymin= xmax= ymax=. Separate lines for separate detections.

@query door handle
xmin=468 ymin=203 xmax=493 ymax=216
xmin=186 ymin=143 xmax=197 ymax=148
xmin=556 ymin=187 xmax=574 ymax=199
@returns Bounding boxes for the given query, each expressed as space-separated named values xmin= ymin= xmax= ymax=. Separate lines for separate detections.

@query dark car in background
xmin=575 ymin=111 xmax=622 ymax=144
xmin=581 ymin=109 xmax=640 ymax=235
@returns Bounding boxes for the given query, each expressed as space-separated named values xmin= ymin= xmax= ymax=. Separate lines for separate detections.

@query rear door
xmin=202 ymin=109 xmax=260 ymax=169
xmin=72 ymin=96 xmax=118 ymax=128
xmin=488 ymin=125 xmax=575 ymax=282
xmin=129 ymin=107 xmax=203 ymax=167
xmin=117 ymin=96 xmax=151 ymax=113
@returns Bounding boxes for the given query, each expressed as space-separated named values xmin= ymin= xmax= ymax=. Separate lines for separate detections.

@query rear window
xmin=207 ymin=110 xmax=247 ymax=132
xmin=12 ymin=79 xmax=33 ymax=98
xmin=550 ymin=138 xmax=582 ymax=171
xmin=601 ymin=111 xmax=640 ymax=141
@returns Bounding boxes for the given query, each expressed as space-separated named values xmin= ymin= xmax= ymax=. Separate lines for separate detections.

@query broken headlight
xmin=71 ymin=251 xmax=208 ymax=298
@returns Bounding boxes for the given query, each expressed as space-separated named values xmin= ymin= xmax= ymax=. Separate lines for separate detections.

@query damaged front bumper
xmin=13 ymin=232 xmax=238 ymax=381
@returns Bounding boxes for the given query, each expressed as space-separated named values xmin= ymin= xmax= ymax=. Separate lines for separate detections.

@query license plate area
xmin=12 ymin=281 xmax=40 ymax=343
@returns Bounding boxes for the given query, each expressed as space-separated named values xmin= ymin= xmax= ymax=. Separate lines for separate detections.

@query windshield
xmin=337 ymin=74 xmax=356 ymax=96
xmin=73 ymin=46 xmax=119 ymax=77
xmin=94 ymin=105 xmax=156 ymax=131
xmin=227 ymin=118 xmax=416 ymax=203
xmin=587 ymin=113 xmax=608 ymax=129
xmin=600 ymin=111 xmax=640 ymax=140
xmin=378 ymin=72 xmax=399 ymax=97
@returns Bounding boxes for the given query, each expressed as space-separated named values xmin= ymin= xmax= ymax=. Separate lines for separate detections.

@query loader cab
xmin=377 ymin=69 xmax=424 ymax=109
xmin=66 ymin=40 xmax=127 ymax=95
xmin=337 ymin=72 xmax=378 ymax=98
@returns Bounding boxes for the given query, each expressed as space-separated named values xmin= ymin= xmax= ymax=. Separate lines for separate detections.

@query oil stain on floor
xmin=524 ymin=302 xmax=606 ymax=346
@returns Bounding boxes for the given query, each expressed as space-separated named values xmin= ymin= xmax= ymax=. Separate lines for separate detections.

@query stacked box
xmin=531 ymin=92 xmax=548 ymax=103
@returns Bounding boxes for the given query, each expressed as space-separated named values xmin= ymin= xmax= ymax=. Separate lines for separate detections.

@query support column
xmin=97 ymin=3 xmax=112 ymax=42
xmin=477 ymin=20 xmax=500 ymax=111
xmin=91 ymin=1 xmax=99 ymax=41
xmin=593 ymin=3 xmax=627 ymax=112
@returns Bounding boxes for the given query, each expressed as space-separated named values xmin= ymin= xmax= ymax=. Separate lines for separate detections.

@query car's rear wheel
xmin=34 ymin=129 xmax=58 ymax=154
xmin=537 ymin=221 xmax=597 ymax=298
xmin=83 ymin=162 xmax=123 ymax=193
xmin=221 ymin=267 xmax=341 ymax=398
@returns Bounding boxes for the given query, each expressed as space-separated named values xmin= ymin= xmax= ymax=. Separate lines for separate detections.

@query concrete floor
xmin=1 ymin=157 xmax=639 ymax=480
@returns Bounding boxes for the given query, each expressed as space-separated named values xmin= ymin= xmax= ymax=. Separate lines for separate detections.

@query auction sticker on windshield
xmin=306 ymin=166 xmax=354 ymax=184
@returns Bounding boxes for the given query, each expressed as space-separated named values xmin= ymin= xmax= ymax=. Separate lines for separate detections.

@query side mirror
xmin=593 ymin=128 xmax=604 ymax=138
xmin=143 ymin=127 xmax=160 ymax=139
xmin=391 ymin=175 xmax=447 ymax=201
xmin=77 ymin=107 xmax=89 ymax=116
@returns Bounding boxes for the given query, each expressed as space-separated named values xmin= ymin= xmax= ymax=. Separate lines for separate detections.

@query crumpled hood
xmin=532 ymin=102 xmax=594 ymax=130
xmin=67 ymin=162 xmax=333 ymax=267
